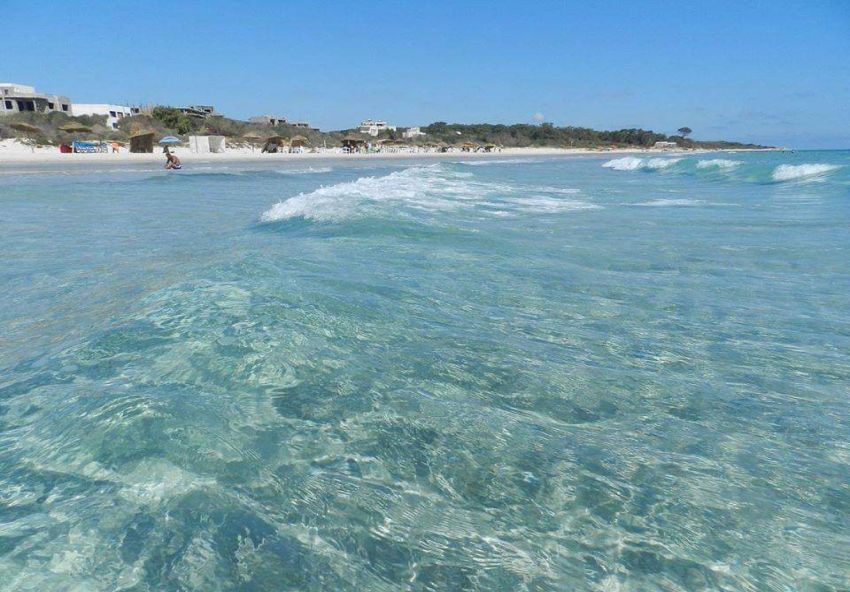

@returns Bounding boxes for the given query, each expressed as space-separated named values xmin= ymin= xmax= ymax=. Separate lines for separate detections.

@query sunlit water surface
xmin=1 ymin=152 xmax=849 ymax=590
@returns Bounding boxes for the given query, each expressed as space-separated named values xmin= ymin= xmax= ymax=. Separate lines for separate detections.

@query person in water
xmin=164 ymin=149 xmax=182 ymax=170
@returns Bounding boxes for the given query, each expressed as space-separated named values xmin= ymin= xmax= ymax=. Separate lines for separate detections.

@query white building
xmin=0 ymin=83 xmax=71 ymax=116
xmin=249 ymin=115 xmax=287 ymax=126
xmin=73 ymin=104 xmax=141 ymax=129
xmin=653 ymin=141 xmax=679 ymax=150
xmin=402 ymin=126 xmax=425 ymax=139
xmin=358 ymin=119 xmax=395 ymax=137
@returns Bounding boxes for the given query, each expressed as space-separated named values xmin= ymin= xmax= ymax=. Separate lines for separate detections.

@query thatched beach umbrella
xmin=290 ymin=134 xmax=308 ymax=147
xmin=341 ymin=134 xmax=367 ymax=152
xmin=261 ymin=135 xmax=287 ymax=153
xmin=243 ymin=131 xmax=263 ymax=152
xmin=9 ymin=122 xmax=40 ymax=134
xmin=129 ymin=131 xmax=155 ymax=153
xmin=9 ymin=122 xmax=41 ymax=152
xmin=58 ymin=122 xmax=93 ymax=134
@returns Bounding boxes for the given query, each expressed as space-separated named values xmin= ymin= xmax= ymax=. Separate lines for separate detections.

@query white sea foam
xmin=601 ymin=157 xmax=681 ymax=171
xmin=644 ymin=157 xmax=682 ymax=170
xmin=771 ymin=163 xmax=840 ymax=182
xmin=277 ymin=166 xmax=333 ymax=175
xmin=261 ymin=165 xmax=500 ymax=222
xmin=602 ymin=157 xmax=644 ymax=171
xmin=696 ymin=158 xmax=742 ymax=169
xmin=530 ymin=185 xmax=581 ymax=195
xmin=260 ymin=165 xmax=597 ymax=222
xmin=634 ymin=198 xmax=705 ymax=207
xmin=505 ymin=196 xmax=601 ymax=213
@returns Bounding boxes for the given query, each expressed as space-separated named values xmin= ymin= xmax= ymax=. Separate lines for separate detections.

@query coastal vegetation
xmin=0 ymin=109 xmax=767 ymax=150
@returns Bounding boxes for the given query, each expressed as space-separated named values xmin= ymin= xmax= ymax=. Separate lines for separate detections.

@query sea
xmin=1 ymin=151 xmax=848 ymax=591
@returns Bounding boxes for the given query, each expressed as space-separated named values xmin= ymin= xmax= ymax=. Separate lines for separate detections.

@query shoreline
xmin=0 ymin=144 xmax=782 ymax=173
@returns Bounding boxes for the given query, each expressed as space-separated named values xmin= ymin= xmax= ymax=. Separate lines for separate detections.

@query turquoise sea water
xmin=1 ymin=151 xmax=849 ymax=590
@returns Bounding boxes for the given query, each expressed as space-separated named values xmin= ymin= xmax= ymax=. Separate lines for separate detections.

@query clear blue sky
xmin=4 ymin=1 xmax=848 ymax=148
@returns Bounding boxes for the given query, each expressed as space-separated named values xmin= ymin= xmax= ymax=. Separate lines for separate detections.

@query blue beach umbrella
xmin=159 ymin=135 xmax=181 ymax=145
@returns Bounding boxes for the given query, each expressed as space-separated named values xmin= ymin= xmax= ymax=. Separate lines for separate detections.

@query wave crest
xmin=771 ymin=163 xmax=840 ymax=182
xmin=260 ymin=165 xmax=522 ymax=222
xmin=602 ymin=157 xmax=681 ymax=171
xmin=260 ymin=165 xmax=597 ymax=222
xmin=696 ymin=159 xmax=742 ymax=169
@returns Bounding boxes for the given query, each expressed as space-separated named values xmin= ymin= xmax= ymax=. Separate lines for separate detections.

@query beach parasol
xmin=9 ymin=122 xmax=41 ymax=152
xmin=259 ymin=136 xmax=287 ymax=153
xmin=290 ymin=134 xmax=308 ymax=146
xmin=159 ymin=135 xmax=181 ymax=145
xmin=130 ymin=131 xmax=156 ymax=153
xmin=9 ymin=122 xmax=40 ymax=134
xmin=243 ymin=131 xmax=263 ymax=152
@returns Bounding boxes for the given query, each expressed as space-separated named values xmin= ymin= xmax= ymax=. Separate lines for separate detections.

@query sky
xmin=3 ymin=0 xmax=849 ymax=148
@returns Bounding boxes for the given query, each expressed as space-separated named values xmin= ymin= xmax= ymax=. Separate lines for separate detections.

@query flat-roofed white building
xmin=72 ymin=104 xmax=141 ymax=129
xmin=249 ymin=115 xmax=288 ymax=126
xmin=402 ymin=126 xmax=425 ymax=139
xmin=358 ymin=119 xmax=395 ymax=137
xmin=0 ymin=83 xmax=72 ymax=115
xmin=653 ymin=141 xmax=679 ymax=150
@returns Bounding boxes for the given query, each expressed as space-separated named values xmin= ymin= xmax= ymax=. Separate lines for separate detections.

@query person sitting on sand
xmin=165 ymin=150 xmax=182 ymax=170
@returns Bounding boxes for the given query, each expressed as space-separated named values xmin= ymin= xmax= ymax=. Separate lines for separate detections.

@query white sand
xmin=0 ymin=138 xmax=677 ymax=165
xmin=0 ymin=138 xmax=774 ymax=170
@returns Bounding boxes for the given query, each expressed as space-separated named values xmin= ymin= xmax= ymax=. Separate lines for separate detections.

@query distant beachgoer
xmin=165 ymin=152 xmax=182 ymax=170
xmin=111 ymin=142 xmax=120 ymax=153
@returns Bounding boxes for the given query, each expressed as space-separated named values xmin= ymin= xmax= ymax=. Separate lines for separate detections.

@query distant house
xmin=402 ymin=126 xmax=425 ymax=139
xmin=180 ymin=105 xmax=219 ymax=119
xmin=249 ymin=115 xmax=287 ymax=126
xmin=653 ymin=141 xmax=679 ymax=150
xmin=73 ymin=104 xmax=141 ymax=129
xmin=0 ymin=83 xmax=71 ymax=116
xmin=358 ymin=119 xmax=395 ymax=137
xmin=291 ymin=121 xmax=311 ymax=129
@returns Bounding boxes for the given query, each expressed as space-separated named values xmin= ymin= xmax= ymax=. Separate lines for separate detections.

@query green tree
xmin=151 ymin=106 xmax=199 ymax=135
xmin=677 ymin=127 xmax=692 ymax=137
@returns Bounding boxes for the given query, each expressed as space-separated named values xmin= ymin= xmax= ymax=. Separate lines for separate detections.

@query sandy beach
xmin=0 ymin=138 xmax=763 ymax=170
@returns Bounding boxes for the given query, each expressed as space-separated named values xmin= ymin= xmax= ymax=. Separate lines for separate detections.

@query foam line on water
xmin=633 ymin=198 xmax=705 ymax=207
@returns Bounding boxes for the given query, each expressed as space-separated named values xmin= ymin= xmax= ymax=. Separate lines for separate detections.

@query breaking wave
xmin=602 ymin=157 xmax=643 ymax=171
xmin=260 ymin=166 xmax=490 ymax=222
xmin=602 ymin=157 xmax=682 ymax=171
xmin=696 ymin=159 xmax=742 ymax=169
xmin=771 ymin=163 xmax=841 ymax=182
xmin=260 ymin=165 xmax=596 ymax=222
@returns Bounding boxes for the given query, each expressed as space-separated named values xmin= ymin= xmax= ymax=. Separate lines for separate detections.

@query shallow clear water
xmin=1 ymin=152 xmax=849 ymax=590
